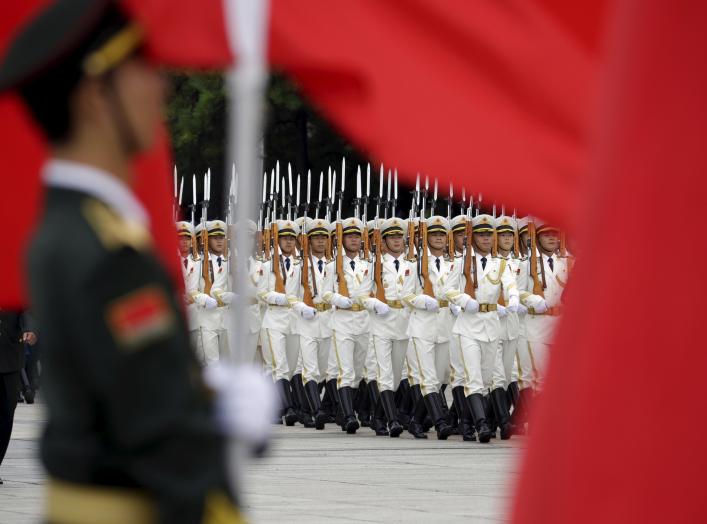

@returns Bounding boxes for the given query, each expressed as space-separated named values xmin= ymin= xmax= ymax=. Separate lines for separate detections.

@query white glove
xmin=372 ymin=299 xmax=391 ymax=316
xmin=293 ymin=301 xmax=317 ymax=320
xmin=463 ymin=297 xmax=479 ymax=313
xmin=219 ymin=292 xmax=236 ymax=305
xmin=518 ymin=303 xmax=528 ymax=315
xmin=331 ymin=293 xmax=354 ymax=309
xmin=195 ymin=293 xmax=218 ymax=310
xmin=533 ymin=299 xmax=548 ymax=314
xmin=450 ymin=303 xmax=461 ymax=317
xmin=270 ymin=292 xmax=289 ymax=306
xmin=423 ymin=295 xmax=440 ymax=312
xmin=524 ymin=294 xmax=544 ymax=308
xmin=203 ymin=363 xmax=278 ymax=450
xmin=497 ymin=304 xmax=508 ymax=318
xmin=506 ymin=295 xmax=519 ymax=313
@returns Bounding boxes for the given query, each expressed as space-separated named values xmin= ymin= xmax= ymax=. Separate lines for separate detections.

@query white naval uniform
xmin=257 ymin=254 xmax=303 ymax=381
xmin=448 ymin=253 xmax=519 ymax=396
xmin=522 ymin=251 xmax=569 ymax=390
xmin=497 ymin=253 xmax=523 ymax=387
xmin=512 ymin=255 xmax=535 ymax=390
xmin=180 ymin=252 xmax=200 ymax=334
xmin=363 ymin=253 xmax=415 ymax=392
xmin=297 ymin=255 xmax=335 ymax=385
xmin=238 ymin=256 xmax=263 ymax=365
xmin=405 ymin=251 xmax=458 ymax=396
xmin=324 ymin=255 xmax=372 ymax=389
xmin=195 ymin=252 xmax=230 ymax=365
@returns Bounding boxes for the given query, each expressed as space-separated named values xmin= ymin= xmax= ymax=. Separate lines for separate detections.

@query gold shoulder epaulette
xmin=82 ymin=199 xmax=151 ymax=251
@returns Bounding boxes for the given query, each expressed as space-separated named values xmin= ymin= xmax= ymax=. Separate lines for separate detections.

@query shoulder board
xmin=82 ymin=199 xmax=151 ymax=252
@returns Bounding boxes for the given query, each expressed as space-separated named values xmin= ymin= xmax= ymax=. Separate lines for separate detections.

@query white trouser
xmin=197 ymin=327 xmax=228 ymax=366
xmin=300 ymin=335 xmax=331 ymax=385
xmin=405 ymin=340 xmax=420 ymax=386
xmin=515 ymin=335 xmax=534 ymax=390
xmin=501 ymin=338 xmax=519 ymax=386
xmin=370 ymin=336 xmax=408 ymax=392
xmin=262 ymin=328 xmax=300 ymax=382
xmin=365 ymin=335 xmax=378 ymax=382
xmin=457 ymin=335 xmax=505 ymax=396
xmin=526 ymin=340 xmax=550 ymax=392
xmin=449 ymin=333 xmax=466 ymax=389
xmin=331 ymin=330 xmax=368 ymax=389
xmin=409 ymin=337 xmax=448 ymax=395
xmin=435 ymin=342 xmax=451 ymax=387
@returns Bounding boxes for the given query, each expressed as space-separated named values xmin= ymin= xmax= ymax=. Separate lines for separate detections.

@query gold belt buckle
xmin=438 ymin=300 xmax=449 ymax=308
xmin=386 ymin=300 xmax=404 ymax=309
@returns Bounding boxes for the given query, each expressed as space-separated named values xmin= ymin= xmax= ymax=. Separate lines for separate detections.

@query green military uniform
xmin=1 ymin=1 xmax=242 ymax=522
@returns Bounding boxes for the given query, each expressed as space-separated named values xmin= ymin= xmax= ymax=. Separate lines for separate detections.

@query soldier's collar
xmin=43 ymin=158 xmax=149 ymax=227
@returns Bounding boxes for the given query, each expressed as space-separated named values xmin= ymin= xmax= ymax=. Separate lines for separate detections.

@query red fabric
xmin=269 ymin=0 xmax=597 ymax=226
xmin=512 ymin=1 xmax=707 ymax=522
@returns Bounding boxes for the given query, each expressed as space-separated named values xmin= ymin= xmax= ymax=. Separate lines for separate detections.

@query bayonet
xmin=355 ymin=165 xmax=362 ymax=219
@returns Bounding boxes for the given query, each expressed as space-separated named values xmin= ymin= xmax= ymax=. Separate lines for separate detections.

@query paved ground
xmin=1 ymin=402 xmax=524 ymax=523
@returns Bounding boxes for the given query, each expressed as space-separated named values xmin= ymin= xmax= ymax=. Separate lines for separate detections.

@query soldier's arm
xmin=74 ymin=248 xmax=229 ymax=522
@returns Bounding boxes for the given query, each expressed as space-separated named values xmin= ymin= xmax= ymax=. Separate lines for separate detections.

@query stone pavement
xmin=1 ymin=402 xmax=524 ymax=523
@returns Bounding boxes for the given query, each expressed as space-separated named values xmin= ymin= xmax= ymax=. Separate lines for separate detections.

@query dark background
xmin=167 ymin=72 xmax=468 ymax=224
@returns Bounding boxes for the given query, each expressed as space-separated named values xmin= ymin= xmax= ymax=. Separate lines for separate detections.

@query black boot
xmin=321 ymin=381 xmax=337 ymax=423
xmin=325 ymin=380 xmax=344 ymax=427
xmin=491 ymin=387 xmax=513 ymax=440
xmin=356 ymin=380 xmax=371 ymax=427
xmin=518 ymin=387 xmax=534 ymax=434
xmin=292 ymin=374 xmax=315 ymax=428
xmin=397 ymin=379 xmax=412 ymax=429
xmin=338 ymin=386 xmax=360 ymax=434
xmin=507 ymin=381 xmax=523 ymax=431
xmin=276 ymin=379 xmax=298 ymax=426
xmin=305 ymin=380 xmax=327 ymax=430
xmin=467 ymin=393 xmax=492 ymax=443
xmin=407 ymin=393 xmax=428 ymax=439
xmin=380 ymin=390 xmax=404 ymax=437
xmin=368 ymin=381 xmax=388 ymax=436
xmin=423 ymin=392 xmax=454 ymax=440
xmin=484 ymin=394 xmax=497 ymax=438
xmin=452 ymin=386 xmax=476 ymax=441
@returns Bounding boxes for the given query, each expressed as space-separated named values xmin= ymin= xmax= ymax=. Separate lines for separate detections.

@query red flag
xmin=512 ymin=1 xmax=707 ymax=522
xmin=269 ymin=0 xmax=597 ymax=226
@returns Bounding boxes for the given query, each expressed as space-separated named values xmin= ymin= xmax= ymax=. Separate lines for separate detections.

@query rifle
xmin=373 ymin=218 xmax=386 ymax=302
xmin=408 ymin=174 xmax=420 ymax=260
xmin=300 ymin=217 xmax=315 ymax=307
xmin=463 ymin=196 xmax=476 ymax=299
xmin=419 ymin=178 xmax=434 ymax=298
xmin=271 ymin=221 xmax=286 ymax=294
xmin=200 ymin=171 xmax=213 ymax=296
xmin=335 ymin=220 xmax=350 ymax=297
xmin=512 ymin=209 xmax=520 ymax=258
xmin=528 ymin=218 xmax=545 ymax=296
xmin=447 ymin=182 xmax=454 ymax=256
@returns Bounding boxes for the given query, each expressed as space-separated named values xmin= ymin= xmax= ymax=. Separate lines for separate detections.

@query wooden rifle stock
xmin=447 ymin=229 xmax=455 ymax=258
xmin=271 ymin=223 xmax=286 ymax=294
xmin=335 ymin=222 xmax=350 ymax=297
xmin=513 ymin=228 xmax=520 ymax=258
xmin=373 ymin=227 xmax=386 ymax=302
xmin=301 ymin=233 xmax=315 ymax=307
xmin=363 ymin=226 xmax=371 ymax=259
xmin=420 ymin=222 xmax=434 ymax=298
xmin=190 ymin=233 xmax=199 ymax=261
xmin=407 ymin=220 xmax=416 ymax=260
xmin=462 ymin=220 xmax=476 ymax=298
xmin=201 ymin=228 xmax=213 ymax=296
xmin=528 ymin=221 xmax=545 ymax=297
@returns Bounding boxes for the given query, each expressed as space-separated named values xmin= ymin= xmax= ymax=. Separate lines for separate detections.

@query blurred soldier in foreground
xmin=0 ymin=1 xmax=265 ymax=521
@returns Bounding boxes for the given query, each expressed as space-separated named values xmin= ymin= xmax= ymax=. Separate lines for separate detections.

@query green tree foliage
xmin=166 ymin=72 xmax=412 ymax=220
